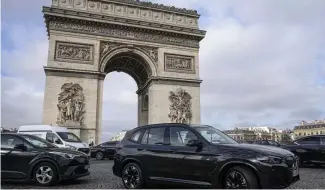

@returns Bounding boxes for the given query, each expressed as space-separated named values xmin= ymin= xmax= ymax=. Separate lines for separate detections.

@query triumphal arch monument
xmin=42 ymin=0 xmax=206 ymax=144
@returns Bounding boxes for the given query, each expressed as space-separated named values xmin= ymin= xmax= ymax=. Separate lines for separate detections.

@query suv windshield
xmin=193 ymin=125 xmax=238 ymax=144
xmin=57 ymin=132 xmax=82 ymax=142
xmin=21 ymin=135 xmax=57 ymax=148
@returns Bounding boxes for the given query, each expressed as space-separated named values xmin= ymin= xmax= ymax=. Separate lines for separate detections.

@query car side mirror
xmin=186 ymin=139 xmax=202 ymax=147
xmin=14 ymin=144 xmax=27 ymax=151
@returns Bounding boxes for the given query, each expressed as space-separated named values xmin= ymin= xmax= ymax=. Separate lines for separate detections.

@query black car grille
xmin=78 ymin=148 xmax=90 ymax=154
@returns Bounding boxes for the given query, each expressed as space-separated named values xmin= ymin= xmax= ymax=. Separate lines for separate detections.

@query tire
xmin=121 ymin=162 xmax=144 ymax=189
xmin=96 ymin=151 xmax=104 ymax=160
xmin=296 ymin=156 xmax=304 ymax=167
xmin=33 ymin=162 xmax=58 ymax=186
xmin=223 ymin=166 xmax=259 ymax=189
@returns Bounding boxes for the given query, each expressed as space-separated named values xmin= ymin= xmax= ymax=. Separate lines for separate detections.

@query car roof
xmin=18 ymin=125 xmax=68 ymax=132
xmin=1 ymin=133 xmax=35 ymax=137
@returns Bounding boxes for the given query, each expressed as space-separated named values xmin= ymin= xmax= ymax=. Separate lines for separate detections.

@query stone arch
xmin=42 ymin=0 xmax=205 ymax=145
xmin=99 ymin=45 xmax=158 ymax=85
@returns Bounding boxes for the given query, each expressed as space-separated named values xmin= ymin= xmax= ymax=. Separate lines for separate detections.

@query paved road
xmin=2 ymin=159 xmax=325 ymax=189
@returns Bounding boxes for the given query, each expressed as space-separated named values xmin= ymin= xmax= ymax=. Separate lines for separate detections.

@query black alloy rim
xmin=225 ymin=171 xmax=248 ymax=189
xmin=122 ymin=165 xmax=140 ymax=188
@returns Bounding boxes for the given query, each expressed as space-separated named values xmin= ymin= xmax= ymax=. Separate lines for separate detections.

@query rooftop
xmin=294 ymin=123 xmax=325 ymax=130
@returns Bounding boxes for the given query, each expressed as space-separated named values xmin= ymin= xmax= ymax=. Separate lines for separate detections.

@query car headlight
xmin=51 ymin=152 xmax=77 ymax=159
xmin=257 ymin=156 xmax=283 ymax=165
xmin=65 ymin=144 xmax=77 ymax=150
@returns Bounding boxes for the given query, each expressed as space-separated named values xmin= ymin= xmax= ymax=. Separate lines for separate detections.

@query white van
xmin=18 ymin=125 xmax=90 ymax=156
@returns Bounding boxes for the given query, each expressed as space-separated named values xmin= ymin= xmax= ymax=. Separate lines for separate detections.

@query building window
xmin=304 ymin=132 xmax=306 ymax=136
xmin=320 ymin=131 xmax=323 ymax=134
xmin=316 ymin=131 xmax=319 ymax=135
xmin=299 ymin=133 xmax=301 ymax=136
xmin=311 ymin=132 xmax=313 ymax=135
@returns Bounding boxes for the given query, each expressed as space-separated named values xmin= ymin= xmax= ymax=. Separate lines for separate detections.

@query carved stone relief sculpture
xmin=165 ymin=53 xmax=195 ymax=73
xmin=168 ymin=88 xmax=192 ymax=124
xmin=55 ymin=41 xmax=93 ymax=64
xmin=56 ymin=83 xmax=86 ymax=126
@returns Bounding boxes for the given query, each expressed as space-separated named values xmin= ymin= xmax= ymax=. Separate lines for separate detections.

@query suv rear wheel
xmin=223 ymin=166 xmax=259 ymax=189
xmin=121 ymin=162 xmax=144 ymax=189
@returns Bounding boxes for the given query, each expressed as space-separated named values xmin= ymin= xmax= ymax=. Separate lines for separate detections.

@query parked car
xmin=113 ymin=124 xmax=300 ymax=189
xmin=18 ymin=125 xmax=90 ymax=156
xmin=252 ymin=140 xmax=282 ymax=147
xmin=1 ymin=133 xmax=90 ymax=186
xmin=91 ymin=141 xmax=118 ymax=160
xmin=282 ymin=135 xmax=325 ymax=167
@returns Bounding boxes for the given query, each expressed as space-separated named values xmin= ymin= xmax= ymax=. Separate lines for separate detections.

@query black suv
xmin=282 ymin=135 xmax=325 ymax=166
xmin=90 ymin=141 xmax=118 ymax=160
xmin=1 ymin=133 xmax=90 ymax=186
xmin=113 ymin=124 xmax=300 ymax=189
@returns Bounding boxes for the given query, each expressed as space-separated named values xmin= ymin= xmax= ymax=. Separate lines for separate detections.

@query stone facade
xmin=42 ymin=0 xmax=206 ymax=144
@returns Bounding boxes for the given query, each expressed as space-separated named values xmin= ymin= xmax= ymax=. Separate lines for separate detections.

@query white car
xmin=17 ymin=125 xmax=90 ymax=156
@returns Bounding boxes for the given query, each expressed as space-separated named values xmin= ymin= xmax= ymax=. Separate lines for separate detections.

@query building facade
xmin=293 ymin=120 xmax=325 ymax=139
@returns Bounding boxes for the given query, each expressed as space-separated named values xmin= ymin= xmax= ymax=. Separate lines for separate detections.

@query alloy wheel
xmin=36 ymin=166 xmax=53 ymax=184
xmin=96 ymin=152 xmax=104 ymax=160
xmin=225 ymin=170 xmax=248 ymax=189
xmin=122 ymin=165 xmax=140 ymax=188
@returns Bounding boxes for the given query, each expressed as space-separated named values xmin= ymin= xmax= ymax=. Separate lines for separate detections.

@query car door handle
xmin=137 ymin=148 xmax=144 ymax=151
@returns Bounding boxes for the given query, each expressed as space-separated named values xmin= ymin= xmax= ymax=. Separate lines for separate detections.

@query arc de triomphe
xmin=42 ymin=0 xmax=206 ymax=144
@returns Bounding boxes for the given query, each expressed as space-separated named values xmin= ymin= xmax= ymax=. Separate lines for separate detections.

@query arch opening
xmin=101 ymin=50 xmax=153 ymax=141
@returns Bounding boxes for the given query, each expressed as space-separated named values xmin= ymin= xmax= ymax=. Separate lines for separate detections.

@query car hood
xmin=65 ymin=141 xmax=89 ymax=148
xmin=217 ymin=143 xmax=294 ymax=157
xmin=46 ymin=148 xmax=88 ymax=156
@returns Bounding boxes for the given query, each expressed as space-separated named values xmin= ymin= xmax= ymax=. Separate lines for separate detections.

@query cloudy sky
xmin=1 ymin=0 xmax=325 ymax=142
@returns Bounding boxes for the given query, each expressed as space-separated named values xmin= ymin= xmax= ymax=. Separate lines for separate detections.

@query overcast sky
xmin=1 ymin=0 xmax=325 ymax=142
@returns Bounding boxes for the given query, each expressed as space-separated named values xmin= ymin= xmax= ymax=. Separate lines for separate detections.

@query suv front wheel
xmin=33 ymin=162 xmax=58 ymax=186
xmin=121 ymin=162 xmax=144 ymax=189
xmin=223 ymin=166 xmax=259 ymax=189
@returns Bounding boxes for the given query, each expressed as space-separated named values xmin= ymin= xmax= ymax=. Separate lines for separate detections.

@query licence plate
xmin=292 ymin=168 xmax=299 ymax=177
xmin=84 ymin=165 xmax=90 ymax=169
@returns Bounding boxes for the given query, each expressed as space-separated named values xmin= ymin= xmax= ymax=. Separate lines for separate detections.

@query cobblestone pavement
xmin=2 ymin=159 xmax=325 ymax=189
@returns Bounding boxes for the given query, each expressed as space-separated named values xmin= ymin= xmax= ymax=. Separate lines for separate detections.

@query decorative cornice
xmin=43 ymin=7 xmax=206 ymax=36
xmin=44 ymin=66 xmax=106 ymax=80
xmin=44 ymin=15 xmax=202 ymax=48
xmin=136 ymin=76 xmax=202 ymax=94
xmin=104 ymin=0 xmax=199 ymax=16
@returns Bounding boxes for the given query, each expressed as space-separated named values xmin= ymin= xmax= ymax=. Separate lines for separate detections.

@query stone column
xmin=95 ymin=78 xmax=104 ymax=144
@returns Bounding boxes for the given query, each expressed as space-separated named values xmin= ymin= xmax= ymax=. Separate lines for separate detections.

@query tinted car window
xmin=193 ymin=126 xmax=237 ymax=144
xmin=1 ymin=134 xmax=24 ymax=149
xmin=130 ymin=131 xmax=142 ymax=143
xmin=170 ymin=127 xmax=197 ymax=146
xmin=21 ymin=135 xmax=57 ymax=148
xmin=296 ymin=136 xmax=320 ymax=145
xmin=269 ymin=141 xmax=279 ymax=146
xmin=260 ymin=140 xmax=269 ymax=145
xmin=46 ymin=132 xmax=54 ymax=143
xmin=147 ymin=128 xmax=165 ymax=145
xmin=141 ymin=130 xmax=149 ymax=144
